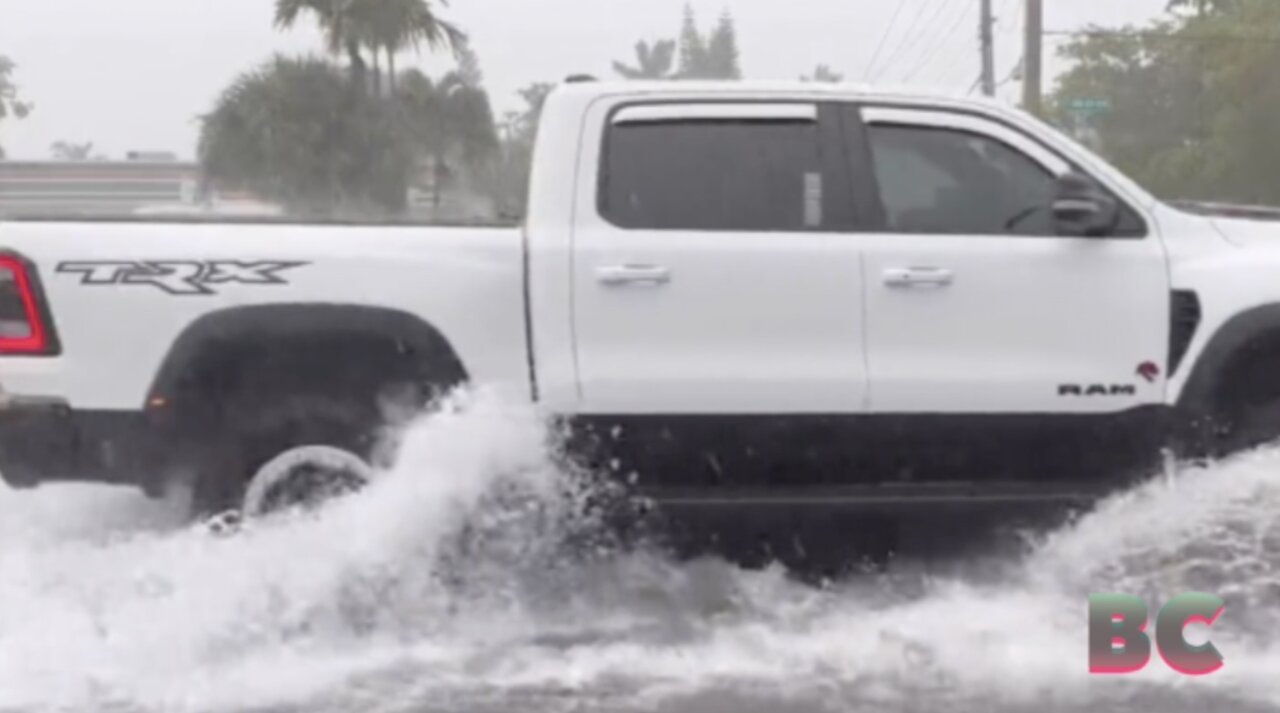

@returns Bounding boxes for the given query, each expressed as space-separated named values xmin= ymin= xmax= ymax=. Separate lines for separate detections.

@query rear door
xmin=849 ymin=105 xmax=1170 ymax=414
xmin=569 ymin=100 xmax=868 ymax=414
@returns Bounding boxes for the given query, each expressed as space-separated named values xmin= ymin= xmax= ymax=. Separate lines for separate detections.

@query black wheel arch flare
xmin=1176 ymin=300 xmax=1280 ymax=416
xmin=145 ymin=303 xmax=470 ymax=410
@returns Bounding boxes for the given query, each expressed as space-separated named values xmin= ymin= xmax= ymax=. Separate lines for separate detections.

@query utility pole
xmin=980 ymin=0 xmax=996 ymax=97
xmin=1022 ymin=0 xmax=1044 ymax=115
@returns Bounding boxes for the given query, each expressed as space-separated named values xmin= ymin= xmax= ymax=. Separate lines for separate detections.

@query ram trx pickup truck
xmin=0 ymin=80 xmax=1276 ymax=531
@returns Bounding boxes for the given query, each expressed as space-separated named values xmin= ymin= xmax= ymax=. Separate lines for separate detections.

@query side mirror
xmin=1052 ymin=172 xmax=1119 ymax=237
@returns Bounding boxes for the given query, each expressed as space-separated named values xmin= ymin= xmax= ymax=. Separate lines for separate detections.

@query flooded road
xmin=1 ymin=392 xmax=1277 ymax=712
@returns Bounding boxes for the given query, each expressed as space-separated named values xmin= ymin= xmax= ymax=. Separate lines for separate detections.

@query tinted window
xmin=601 ymin=117 xmax=831 ymax=231
xmin=867 ymin=124 xmax=1058 ymax=236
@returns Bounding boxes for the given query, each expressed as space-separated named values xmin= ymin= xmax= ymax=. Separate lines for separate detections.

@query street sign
xmin=1065 ymin=98 xmax=1112 ymax=114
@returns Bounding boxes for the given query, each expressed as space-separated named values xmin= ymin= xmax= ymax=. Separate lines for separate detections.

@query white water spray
xmin=1 ymin=391 xmax=1279 ymax=712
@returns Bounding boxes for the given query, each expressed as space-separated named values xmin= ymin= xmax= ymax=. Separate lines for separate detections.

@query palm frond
xmin=273 ymin=0 xmax=313 ymax=28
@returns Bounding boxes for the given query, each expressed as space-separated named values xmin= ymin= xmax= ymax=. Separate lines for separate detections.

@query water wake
xmin=2 ymin=390 xmax=1279 ymax=712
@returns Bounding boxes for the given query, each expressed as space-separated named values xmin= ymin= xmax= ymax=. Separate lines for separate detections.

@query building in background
xmin=1 ymin=153 xmax=502 ymax=221
xmin=0 ymin=154 xmax=281 ymax=218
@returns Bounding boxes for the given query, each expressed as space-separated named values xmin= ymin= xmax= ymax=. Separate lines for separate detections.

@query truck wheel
xmin=186 ymin=393 xmax=387 ymax=522
xmin=242 ymin=445 xmax=374 ymax=518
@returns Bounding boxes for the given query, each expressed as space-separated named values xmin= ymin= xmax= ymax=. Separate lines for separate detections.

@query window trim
xmin=612 ymin=102 xmax=819 ymax=125
xmin=595 ymin=99 xmax=859 ymax=233
xmin=844 ymin=103 xmax=1151 ymax=239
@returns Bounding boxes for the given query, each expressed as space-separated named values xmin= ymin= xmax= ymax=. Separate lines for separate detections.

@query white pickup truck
xmin=1 ymin=79 xmax=1277 ymax=529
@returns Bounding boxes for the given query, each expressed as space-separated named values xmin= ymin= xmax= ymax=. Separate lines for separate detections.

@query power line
xmin=923 ymin=25 xmax=977 ymax=91
xmin=894 ymin=0 xmax=965 ymax=78
xmin=872 ymin=0 xmax=951 ymax=82
xmin=901 ymin=0 xmax=976 ymax=85
xmin=926 ymin=1 xmax=982 ymax=89
xmin=863 ymin=1 xmax=912 ymax=81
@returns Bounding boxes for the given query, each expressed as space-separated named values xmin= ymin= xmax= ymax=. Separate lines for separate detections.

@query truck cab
xmin=526 ymin=81 xmax=1200 ymax=508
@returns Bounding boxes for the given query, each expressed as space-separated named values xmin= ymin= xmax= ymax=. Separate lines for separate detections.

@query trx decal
xmin=57 ymin=261 xmax=308 ymax=296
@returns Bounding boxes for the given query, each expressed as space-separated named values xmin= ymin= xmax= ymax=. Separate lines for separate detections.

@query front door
xmin=851 ymin=106 xmax=1170 ymax=415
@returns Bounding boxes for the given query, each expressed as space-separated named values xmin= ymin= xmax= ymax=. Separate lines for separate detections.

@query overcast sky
xmin=0 ymin=0 xmax=1172 ymax=160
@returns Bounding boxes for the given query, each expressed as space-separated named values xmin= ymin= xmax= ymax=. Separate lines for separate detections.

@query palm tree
xmin=359 ymin=0 xmax=465 ymax=94
xmin=199 ymin=55 xmax=415 ymax=217
xmin=0 ymin=55 xmax=32 ymax=159
xmin=613 ymin=40 xmax=677 ymax=80
xmin=274 ymin=0 xmax=463 ymax=95
xmin=275 ymin=0 xmax=368 ymax=82
xmin=397 ymin=68 xmax=499 ymax=206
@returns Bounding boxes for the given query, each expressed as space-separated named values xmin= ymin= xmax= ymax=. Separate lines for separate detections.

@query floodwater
xmin=0 ymin=390 xmax=1277 ymax=713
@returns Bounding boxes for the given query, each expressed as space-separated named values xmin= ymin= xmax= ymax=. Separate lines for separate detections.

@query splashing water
xmin=2 ymin=390 xmax=1280 ymax=712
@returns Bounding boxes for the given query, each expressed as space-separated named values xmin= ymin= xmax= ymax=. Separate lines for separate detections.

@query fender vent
xmin=1169 ymin=290 xmax=1202 ymax=377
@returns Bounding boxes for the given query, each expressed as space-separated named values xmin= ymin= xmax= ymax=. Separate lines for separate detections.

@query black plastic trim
xmin=0 ymin=407 xmax=158 ymax=490
xmin=1176 ymin=302 xmax=1280 ymax=414
xmin=1169 ymin=290 xmax=1202 ymax=378
xmin=3 ymin=406 xmax=1172 ymax=511
xmin=521 ymin=227 xmax=540 ymax=402
xmin=644 ymin=482 xmax=1113 ymax=512
xmin=146 ymin=303 xmax=469 ymax=408
xmin=564 ymin=408 xmax=1172 ymax=491
xmin=837 ymin=103 xmax=888 ymax=229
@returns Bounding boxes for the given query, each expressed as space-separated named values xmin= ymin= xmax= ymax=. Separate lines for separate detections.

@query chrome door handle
xmin=884 ymin=267 xmax=954 ymax=288
xmin=597 ymin=264 xmax=672 ymax=287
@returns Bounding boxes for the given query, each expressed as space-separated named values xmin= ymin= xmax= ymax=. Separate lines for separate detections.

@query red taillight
xmin=0 ymin=256 xmax=52 ymax=355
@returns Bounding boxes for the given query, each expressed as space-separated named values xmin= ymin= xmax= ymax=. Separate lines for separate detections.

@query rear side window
xmin=600 ymin=116 xmax=831 ymax=232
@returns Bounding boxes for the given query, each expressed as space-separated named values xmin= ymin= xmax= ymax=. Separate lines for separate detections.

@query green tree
xmin=677 ymin=4 xmax=711 ymax=79
xmin=1049 ymin=20 xmax=1200 ymax=182
xmin=706 ymin=11 xmax=742 ymax=79
xmin=1050 ymin=0 xmax=1280 ymax=205
xmin=199 ymin=55 xmax=414 ymax=217
xmin=454 ymin=37 xmax=484 ymax=88
xmin=1167 ymin=0 xmax=1242 ymax=15
xmin=613 ymin=39 xmax=677 ymax=80
xmin=397 ymin=67 xmax=500 ymax=208
xmin=485 ymin=82 xmax=554 ymax=217
xmin=508 ymin=82 xmax=554 ymax=141
xmin=675 ymin=6 xmax=742 ymax=80
xmin=0 ymin=55 xmax=33 ymax=159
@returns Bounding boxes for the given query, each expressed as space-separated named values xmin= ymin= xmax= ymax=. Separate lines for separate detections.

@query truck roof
xmin=551 ymin=78 xmax=1024 ymax=117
